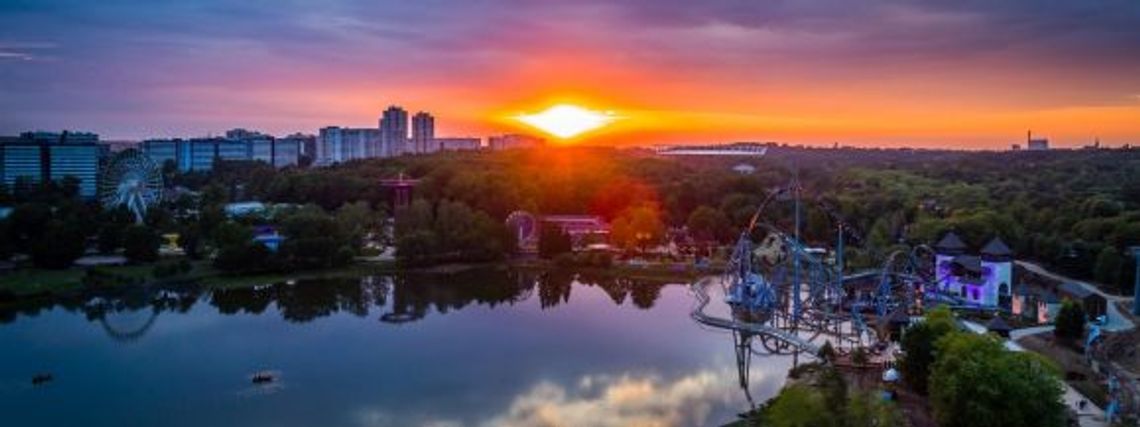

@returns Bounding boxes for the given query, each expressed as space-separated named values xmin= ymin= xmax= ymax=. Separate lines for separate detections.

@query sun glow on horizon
xmin=516 ymin=104 xmax=616 ymax=139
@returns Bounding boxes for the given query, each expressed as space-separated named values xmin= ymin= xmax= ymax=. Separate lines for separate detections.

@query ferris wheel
xmin=99 ymin=149 xmax=163 ymax=223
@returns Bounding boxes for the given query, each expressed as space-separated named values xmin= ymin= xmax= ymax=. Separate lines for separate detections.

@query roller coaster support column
xmin=793 ymin=170 xmax=802 ymax=321
xmin=836 ymin=226 xmax=844 ymax=290
xmin=1131 ymin=246 xmax=1140 ymax=316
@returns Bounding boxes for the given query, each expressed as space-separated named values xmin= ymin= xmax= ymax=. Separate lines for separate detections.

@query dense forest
xmin=198 ymin=145 xmax=1136 ymax=293
xmin=2 ymin=146 xmax=1137 ymax=293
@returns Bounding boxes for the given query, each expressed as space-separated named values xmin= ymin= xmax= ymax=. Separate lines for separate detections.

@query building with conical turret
xmin=933 ymin=232 xmax=1013 ymax=307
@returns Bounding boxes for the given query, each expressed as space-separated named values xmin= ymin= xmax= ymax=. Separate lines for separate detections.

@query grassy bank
xmin=1 ymin=264 xmax=160 ymax=296
xmin=510 ymin=258 xmax=722 ymax=283
xmin=199 ymin=261 xmax=398 ymax=289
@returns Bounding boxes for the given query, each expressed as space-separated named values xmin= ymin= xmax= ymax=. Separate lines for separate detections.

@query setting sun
xmin=515 ymin=104 xmax=616 ymax=139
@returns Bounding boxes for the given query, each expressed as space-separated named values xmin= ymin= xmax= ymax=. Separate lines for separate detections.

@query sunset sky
xmin=2 ymin=0 xmax=1140 ymax=148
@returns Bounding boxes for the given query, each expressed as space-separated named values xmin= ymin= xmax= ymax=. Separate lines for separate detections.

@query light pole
xmin=1131 ymin=246 xmax=1140 ymax=316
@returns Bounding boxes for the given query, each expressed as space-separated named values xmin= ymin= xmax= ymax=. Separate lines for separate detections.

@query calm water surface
xmin=0 ymin=270 xmax=794 ymax=426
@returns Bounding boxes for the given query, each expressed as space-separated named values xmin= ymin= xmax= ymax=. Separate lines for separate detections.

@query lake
xmin=0 ymin=269 xmax=796 ymax=426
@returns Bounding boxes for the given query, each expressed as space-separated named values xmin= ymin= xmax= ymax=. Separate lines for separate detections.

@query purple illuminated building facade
xmin=934 ymin=232 xmax=1013 ymax=307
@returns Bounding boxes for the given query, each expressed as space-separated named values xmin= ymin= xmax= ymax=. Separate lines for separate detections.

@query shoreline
xmin=0 ymin=257 xmax=710 ymax=304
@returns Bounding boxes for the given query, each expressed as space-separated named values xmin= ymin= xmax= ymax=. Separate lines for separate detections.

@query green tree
xmin=818 ymin=367 xmax=848 ymax=421
xmin=758 ymin=380 xmax=904 ymax=427
xmin=122 ymin=225 xmax=161 ymax=263
xmin=763 ymin=385 xmax=829 ymax=427
xmin=538 ymin=223 xmax=572 ymax=259
xmin=212 ymin=221 xmax=253 ymax=249
xmin=610 ymin=202 xmax=664 ymax=251
xmin=335 ymin=201 xmax=375 ymax=250
xmin=210 ymin=222 xmax=270 ymax=274
xmin=214 ymin=241 xmax=271 ymax=274
xmin=930 ymin=333 xmax=1065 ymax=427
xmin=179 ymin=223 xmax=203 ymax=259
xmin=900 ymin=305 xmax=957 ymax=394
xmin=1053 ymin=299 xmax=1086 ymax=345
xmin=31 ymin=219 xmax=86 ymax=269
xmin=1093 ymin=246 xmax=1123 ymax=289
xmin=8 ymin=202 xmax=52 ymax=253
xmin=687 ymin=205 xmax=730 ymax=242
xmin=394 ymin=199 xmax=439 ymax=264
xmin=846 ymin=390 xmax=906 ymax=427
xmin=97 ymin=224 xmax=125 ymax=254
xmin=280 ymin=209 xmax=350 ymax=270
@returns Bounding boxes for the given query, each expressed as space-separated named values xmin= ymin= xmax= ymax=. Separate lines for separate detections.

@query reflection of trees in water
xmin=575 ymin=273 xmax=667 ymax=310
xmin=537 ymin=271 xmax=573 ymax=309
xmin=0 ymin=269 xmax=678 ymax=332
xmin=383 ymin=270 xmax=537 ymax=322
xmin=211 ymin=276 xmax=391 ymax=323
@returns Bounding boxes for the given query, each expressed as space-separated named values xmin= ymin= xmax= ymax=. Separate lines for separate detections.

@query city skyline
xmin=2 ymin=1 xmax=1140 ymax=148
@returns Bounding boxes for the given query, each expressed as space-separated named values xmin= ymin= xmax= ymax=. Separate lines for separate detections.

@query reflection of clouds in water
xmin=352 ymin=368 xmax=760 ymax=427
xmin=354 ymin=409 xmax=461 ymax=427
xmin=482 ymin=369 xmax=752 ymax=427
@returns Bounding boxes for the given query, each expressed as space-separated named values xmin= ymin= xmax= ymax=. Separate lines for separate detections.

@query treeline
xmin=4 ymin=146 xmax=1137 ymax=284
xmin=393 ymin=199 xmax=508 ymax=266
xmin=0 ymin=178 xmax=163 ymax=268
xmin=0 ymin=175 xmax=376 ymax=276
xmin=823 ymin=149 xmax=1140 ymax=294
xmin=209 ymin=203 xmax=372 ymax=274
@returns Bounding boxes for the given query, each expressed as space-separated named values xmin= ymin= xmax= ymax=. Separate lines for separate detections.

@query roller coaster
xmin=691 ymin=178 xmax=969 ymax=357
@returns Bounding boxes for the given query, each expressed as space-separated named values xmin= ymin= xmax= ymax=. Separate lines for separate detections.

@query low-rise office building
xmin=0 ymin=131 xmax=103 ymax=198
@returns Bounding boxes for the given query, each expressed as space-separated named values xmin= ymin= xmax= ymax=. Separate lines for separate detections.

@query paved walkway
xmin=1016 ymin=260 xmax=1135 ymax=332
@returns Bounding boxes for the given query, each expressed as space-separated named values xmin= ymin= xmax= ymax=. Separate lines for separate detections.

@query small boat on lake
xmin=251 ymin=371 xmax=276 ymax=384
xmin=32 ymin=373 xmax=53 ymax=386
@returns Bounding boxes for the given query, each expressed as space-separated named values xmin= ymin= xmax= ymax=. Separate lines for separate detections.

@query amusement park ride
xmin=695 ymin=176 xmax=1135 ymax=421
xmin=692 ymin=176 xmax=965 ymax=348
xmin=690 ymin=176 xmax=971 ymax=408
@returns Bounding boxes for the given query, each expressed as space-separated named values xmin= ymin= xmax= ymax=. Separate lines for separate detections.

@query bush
xmin=214 ymin=242 xmax=272 ymax=274
xmin=123 ymin=225 xmax=161 ymax=263
xmin=31 ymin=220 xmax=85 ymax=269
